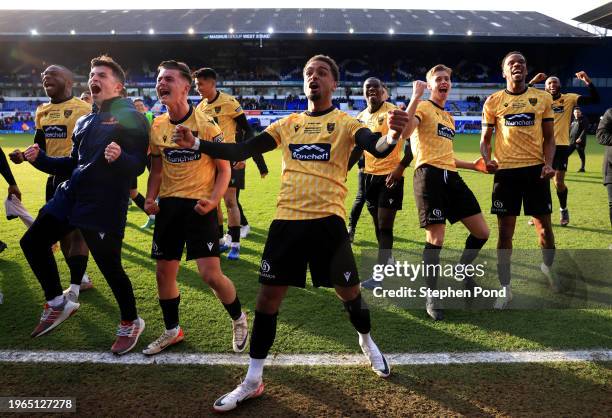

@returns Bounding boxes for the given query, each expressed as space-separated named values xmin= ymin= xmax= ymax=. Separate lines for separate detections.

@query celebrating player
xmin=481 ymin=52 xmax=558 ymax=307
xmin=19 ymin=55 xmax=149 ymax=355
xmin=10 ymin=65 xmax=93 ymax=302
xmin=400 ymin=65 xmax=489 ymax=320
xmin=142 ymin=61 xmax=248 ymax=355
xmin=194 ymin=68 xmax=268 ymax=260
xmin=528 ymin=70 xmax=600 ymax=225
xmin=349 ymin=77 xmax=412 ymax=289
xmin=173 ymin=55 xmax=409 ymax=412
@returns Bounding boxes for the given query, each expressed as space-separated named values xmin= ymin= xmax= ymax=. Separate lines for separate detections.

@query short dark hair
xmin=90 ymin=55 xmax=126 ymax=84
xmin=193 ymin=67 xmax=218 ymax=80
xmin=501 ymin=51 xmax=525 ymax=70
xmin=158 ymin=60 xmax=192 ymax=84
xmin=304 ymin=55 xmax=339 ymax=82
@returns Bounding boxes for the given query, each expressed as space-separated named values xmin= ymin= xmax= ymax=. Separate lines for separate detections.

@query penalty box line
xmin=0 ymin=349 xmax=610 ymax=366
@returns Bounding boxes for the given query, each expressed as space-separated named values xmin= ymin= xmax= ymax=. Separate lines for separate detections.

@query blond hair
xmin=426 ymin=64 xmax=452 ymax=80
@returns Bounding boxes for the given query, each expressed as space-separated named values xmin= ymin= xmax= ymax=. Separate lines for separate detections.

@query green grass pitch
xmin=0 ymin=133 xmax=610 ymax=354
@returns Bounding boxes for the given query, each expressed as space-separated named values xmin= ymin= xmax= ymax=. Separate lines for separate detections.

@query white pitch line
xmin=0 ymin=350 xmax=610 ymax=366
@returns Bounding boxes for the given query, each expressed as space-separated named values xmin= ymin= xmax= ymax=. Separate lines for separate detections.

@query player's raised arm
xmin=353 ymin=109 xmax=409 ymax=157
xmin=575 ymin=71 xmax=600 ymax=105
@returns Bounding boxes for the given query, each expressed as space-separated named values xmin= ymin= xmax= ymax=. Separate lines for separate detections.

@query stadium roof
xmin=573 ymin=2 xmax=612 ymax=30
xmin=0 ymin=8 xmax=594 ymax=38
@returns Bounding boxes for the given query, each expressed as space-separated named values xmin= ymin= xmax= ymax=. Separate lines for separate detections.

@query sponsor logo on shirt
xmin=289 ymin=143 xmax=331 ymax=161
xmin=437 ymin=124 xmax=455 ymax=140
xmin=552 ymin=106 xmax=565 ymax=114
xmin=43 ymin=125 xmax=68 ymax=139
xmin=504 ymin=113 xmax=535 ymax=127
xmin=164 ymin=148 xmax=202 ymax=163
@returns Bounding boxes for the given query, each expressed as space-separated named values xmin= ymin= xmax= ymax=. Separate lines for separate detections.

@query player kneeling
xmin=142 ymin=61 xmax=248 ymax=355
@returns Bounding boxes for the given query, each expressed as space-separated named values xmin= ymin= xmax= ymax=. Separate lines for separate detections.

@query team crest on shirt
xmin=64 ymin=109 xmax=73 ymax=118
xmin=503 ymin=103 xmax=509 ymax=107
xmin=326 ymin=123 xmax=336 ymax=133
xmin=377 ymin=115 xmax=385 ymax=126
xmin=163 ymin=135 xmax=168 ymax=142
xmin=529 ymin=98 xmax=538 ymax=106
xmin=215 ymin=106 xmax=221 ymax=113
xmin=294 ymin=124 xmax=301 ymax=133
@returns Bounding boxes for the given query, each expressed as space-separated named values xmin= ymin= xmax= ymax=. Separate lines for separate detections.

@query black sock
xmin=218 ymin=225 xmax=224 ymax=240
xmin=343 ymin=293 xmax=371 ymax=334
xmin=557 ymin=188 xmax=568 ymax=209
xmin=133 ymin=193 xmax=146 ymax=212
xmin=159 ymin=295 xmax=180 ymax=330
xmin=229 ymin=226 xmax=241 ymax=244
xmin=459 ymin=234 xmax=488 ymax=265
xmin=249 ymin=311 xmax=278 ymax=359
xmin=66 ymin=255 xmax=88 ymax=286
xmin=497 ymin=263 xmax=511 ymax=286
xmin=378 ymin=228 xmax=393 ymax=264
xmin=222 ymin=296 xmax=242 ymax=321
xmin=423 ymin=242 xmax=442 ymax=290
xmin=542 ymin=246 xmax=556 ymax=267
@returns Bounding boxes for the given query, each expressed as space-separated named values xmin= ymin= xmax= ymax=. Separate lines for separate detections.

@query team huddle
xmin=4 ymin=51 xmax=600 ymax=412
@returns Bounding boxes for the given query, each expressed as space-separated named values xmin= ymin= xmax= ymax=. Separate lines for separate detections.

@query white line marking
xmin=0 ymin=350 xmax=610 ymax=366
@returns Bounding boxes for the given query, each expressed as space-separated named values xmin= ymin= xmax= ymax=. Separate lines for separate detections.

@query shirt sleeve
xmin=228 ymin=97 xmax=244 ymax=118
xmin=34 ymin=106 xmax=42 ymax=130
xmin=542 ymin=95 xmax=554 ymax=121
xmin=347 ymin=116 xmax=367 ymax=145
xmin=482 ymin=96 xmax=497 ymax=127
xmin=263 ymin=117 xmax=286 ymax=146
xmin=149 ymin=126 xmax=160 ymax=156
xmin=205 ymin=121 xmax=225 ymax=143
xmin=414 ymin=101 xmax=426 ymax=123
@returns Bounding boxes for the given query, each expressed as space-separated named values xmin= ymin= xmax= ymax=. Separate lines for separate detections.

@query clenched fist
xmin=172 ymin=125 xmax=196 ymax=148
xmin=105 ymin=142 xmax=122 ymax=163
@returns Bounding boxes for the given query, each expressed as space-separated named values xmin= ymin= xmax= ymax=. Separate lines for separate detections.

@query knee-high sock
xmin=423 ymin=242 xmax=442 ymax=290
xmin=249 ymin=311 xmax=278 ymax=359
xmin=343 ymin=293 xmax=371 ymax=334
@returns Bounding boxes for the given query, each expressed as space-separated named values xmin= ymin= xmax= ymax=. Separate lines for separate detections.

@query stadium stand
xmin=0 ymin=8 xmax=609 ymax=132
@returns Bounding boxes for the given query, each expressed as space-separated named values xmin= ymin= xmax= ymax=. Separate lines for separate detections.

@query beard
xmin=307 ymin=92 xmax=321 ymax=101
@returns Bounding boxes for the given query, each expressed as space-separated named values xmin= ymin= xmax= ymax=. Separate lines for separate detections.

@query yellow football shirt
xmin=357 ymin=101 xmax=405 ymax=175
xmin=552 ymin=93 xmax=579 ymax=146
xmin=149 ymin=106 xmax=224 ymax=200
xmin=482 ymin=87 xmax=554 ymax=169
xmin=411 ymin=100 xmax=456 ymax=171
xmin=196 ymin=91 xmax=244 ymax=143
xmin=264 ymin=108 xmax=365 ymax=220
xmin=34 ymin=97 xmax=91 ymax=157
